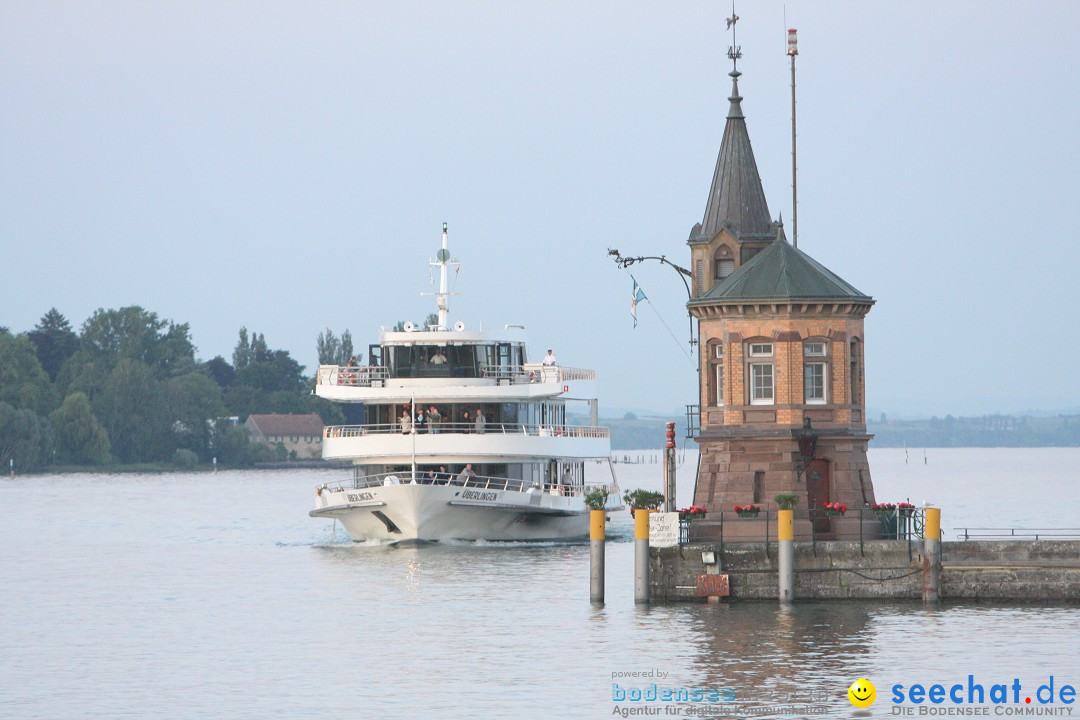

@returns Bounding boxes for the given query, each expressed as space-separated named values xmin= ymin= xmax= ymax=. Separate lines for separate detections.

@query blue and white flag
xmin=630 ymin=276 xmax=647 ymax=328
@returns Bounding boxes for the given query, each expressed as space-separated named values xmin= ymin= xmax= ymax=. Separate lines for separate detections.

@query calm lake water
xmin=2 ymin=448 xmax=1078 ymax=719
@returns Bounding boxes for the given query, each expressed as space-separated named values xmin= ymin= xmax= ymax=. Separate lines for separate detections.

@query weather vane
xmin=726 ymin=2 xmax=741 ymax=72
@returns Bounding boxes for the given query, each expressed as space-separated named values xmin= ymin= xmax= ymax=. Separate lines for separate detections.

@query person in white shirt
xmin=542 ymin=349 xmax=557 ymax=366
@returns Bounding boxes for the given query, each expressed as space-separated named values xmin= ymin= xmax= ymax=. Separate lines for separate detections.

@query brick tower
xmin=686 ymin=64 xmax=877 ymax=537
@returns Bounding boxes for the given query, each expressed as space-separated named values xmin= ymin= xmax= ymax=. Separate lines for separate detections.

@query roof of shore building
xmin=690 ymin=229 xmax=874 ymax=304
xmin=246 ymin=413 xmax=325 ymax=437
xmin=688 ymin=70 xmax=775 ymax=245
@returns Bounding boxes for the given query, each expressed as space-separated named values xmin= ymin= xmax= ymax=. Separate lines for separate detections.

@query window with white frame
xmin=750 ymin=363 xmax=774 ymax=405
xmin=749 ymin=343 xmax=773 ymax=357
xmin=804 ymin=340 xmax=828 ymax=404
xmin=709 ymin=341 xmax=724 ymax=406
xmin=804 ymin=363 xmax=826 ymax=404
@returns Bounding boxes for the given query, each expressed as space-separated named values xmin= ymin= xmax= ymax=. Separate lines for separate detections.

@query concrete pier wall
xmin=651 ymin=540 xmax=1080 ymax=603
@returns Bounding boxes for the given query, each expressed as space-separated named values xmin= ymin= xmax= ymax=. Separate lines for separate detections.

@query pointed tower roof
xmin=690 ymin=229 xmax=873 ymax=304
xmin=689 ymin=70 xmax=774 ymax=244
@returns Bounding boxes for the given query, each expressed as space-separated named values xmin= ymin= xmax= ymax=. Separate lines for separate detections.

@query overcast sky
xmin=3 ymin=1 xmax=1078 ymax=418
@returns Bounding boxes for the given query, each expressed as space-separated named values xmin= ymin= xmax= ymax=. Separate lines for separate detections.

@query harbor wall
xmin=649 ymin=540 xmax=1080 ymax=603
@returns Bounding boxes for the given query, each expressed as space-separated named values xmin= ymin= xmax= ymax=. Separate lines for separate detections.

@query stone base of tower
xmin=691 ymin=431 xmax=877 ymax=537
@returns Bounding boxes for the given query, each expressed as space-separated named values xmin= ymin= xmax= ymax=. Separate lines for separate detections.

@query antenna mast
xmin=436 ymin=223 xmax=450 ymax=329
xmin=787 ymin=28 xmax=799 ymax=248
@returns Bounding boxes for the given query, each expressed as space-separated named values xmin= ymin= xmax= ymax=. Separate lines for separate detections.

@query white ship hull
xmin=311 ymin=482 xmax=592 ymax=542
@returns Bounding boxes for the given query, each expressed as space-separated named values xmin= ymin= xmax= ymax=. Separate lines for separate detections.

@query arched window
xmin=713 ymin=244 xmax=734 ymax=281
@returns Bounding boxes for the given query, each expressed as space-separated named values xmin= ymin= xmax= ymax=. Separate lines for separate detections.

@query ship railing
xmin=316 ymin=363 xmax=594 ymax=387
xmin=317 ymin=365 xmax=390 ymax=387
xmin=318 ymin=471 xmax=585 ymax=496
xmin=479 ymin=364 xmax=597 ymax=384
xmin=324 ymin=423 xmax=610 ymax=438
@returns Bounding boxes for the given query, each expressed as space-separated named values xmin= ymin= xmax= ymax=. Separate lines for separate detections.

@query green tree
xmin=233 ymin=327 xmax=252 ymax=370
xmin=0 ymin=333 xmax=59 ymax=415
xmin=250 ymin=332 xmax=268 ymax=361
xmin=95 ymin=359 xmax=171 ymax=463
xmin=213 ymin=423 xmax=273 ymax=467
xmin=316 ymin=328 xmax=358 ymax=365
xmin=0 ymin=402 xmax=53 ymax=471
xmin=50 ymin=392 xmax=111 ymax=465
xmin=316 ymin=328 xmax=340 ymax=365
xmin=55 ymin=353 xmax=112 ymax=408
xmin=203 ymin=356 xmax=235 ymax=388
xmin=27 ymin=308 xmax=80 ymax=381
xmin=340 ymin=330 xmax=354 ymax=363
xmin=166 ymin=372 xmax=226 ymax=459
xmin=80 ymin=306 xmax=194 ymax=377
xmin=234 ymin=349 xmax=305 ymax=392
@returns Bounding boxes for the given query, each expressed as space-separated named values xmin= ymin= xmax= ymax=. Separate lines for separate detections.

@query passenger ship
xmin=310 ymin=224 xmax=621 ymax=542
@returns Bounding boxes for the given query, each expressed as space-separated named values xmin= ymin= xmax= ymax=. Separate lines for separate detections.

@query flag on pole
xmin=630 ymin=275 xmax=647 ymax=328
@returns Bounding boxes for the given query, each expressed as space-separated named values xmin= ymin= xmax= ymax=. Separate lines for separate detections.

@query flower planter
xmin=822 ymin=502 xmax=848 ymax=517
xmin=736 ymin=511 xmax=759 ymax=519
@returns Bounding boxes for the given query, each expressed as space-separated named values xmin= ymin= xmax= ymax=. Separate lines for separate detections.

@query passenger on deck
xmin=399 ymin=410 xmax=412 ymax=434
xmin=415 ymin=409 xmax=427 ymax=433
xmin=437 ymin=465 xmax=449 ymax=484
xmin=431 ymin=349 xmax=447 ymax=364
xmin=461 ymin=410 xmax=472 ymax=433
xmin=456 ymin=464 xmax=476 ymax=485
xmin=475 ymin=408 xmax=486 ymax=434
xmin=542 ymin=349 xmax=557 ymax=366
xmin=428 ymin=406 xmax=442 ymax=433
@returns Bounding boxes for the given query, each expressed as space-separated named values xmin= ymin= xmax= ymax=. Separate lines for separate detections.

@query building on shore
xmin=685 ymin=58 xmax=877 ymax=537
xmin=244 ymin=413 xmax=324 ymax=460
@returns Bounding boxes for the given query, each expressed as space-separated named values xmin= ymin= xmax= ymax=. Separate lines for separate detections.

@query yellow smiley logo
xmin=848 ymin=678 xmax=876 ymax=708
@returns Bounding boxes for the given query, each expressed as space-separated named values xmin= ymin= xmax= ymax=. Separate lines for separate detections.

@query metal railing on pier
xmin=955 ymin=528 xmax=1080 ymax=541
xmin=680 ymin=507 xmax=928 ymax=557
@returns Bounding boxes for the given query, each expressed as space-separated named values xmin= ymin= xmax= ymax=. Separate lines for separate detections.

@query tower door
xmin=805 ymin=459 xmax=831 ymax=533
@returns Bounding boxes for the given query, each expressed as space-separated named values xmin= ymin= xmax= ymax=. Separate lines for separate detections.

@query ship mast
xmin=426 ymin=222 xmax=458 ymax=330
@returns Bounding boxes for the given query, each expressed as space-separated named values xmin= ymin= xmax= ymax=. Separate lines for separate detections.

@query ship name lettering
xmin=462 ymin=490 xmax=498 ymax=502
xmin=347 ymin=492 xmax=375 ymax=502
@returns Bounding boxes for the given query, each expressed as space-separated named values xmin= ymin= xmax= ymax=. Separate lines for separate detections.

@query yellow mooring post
xmin=923 ymin=507 xmax=942 ymax=604
xmin=778 ymin=508 xmax=795 ymax=603
xmin=590 ymin=509 xmax=606 ymax=604
xmin=634 ymin=509 xmax=651 ymax=604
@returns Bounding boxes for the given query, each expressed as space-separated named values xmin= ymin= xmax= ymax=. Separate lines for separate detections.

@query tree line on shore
xmin=0 ymin=307 xmax=353 ymax=471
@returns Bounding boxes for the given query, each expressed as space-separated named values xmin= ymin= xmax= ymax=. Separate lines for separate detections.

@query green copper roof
xmin=691 ymin=233 xmax=873 ymax=304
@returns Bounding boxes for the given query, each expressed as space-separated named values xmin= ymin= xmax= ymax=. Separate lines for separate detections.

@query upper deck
xmin=315 ymin=361 xmax=597 ymax=403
